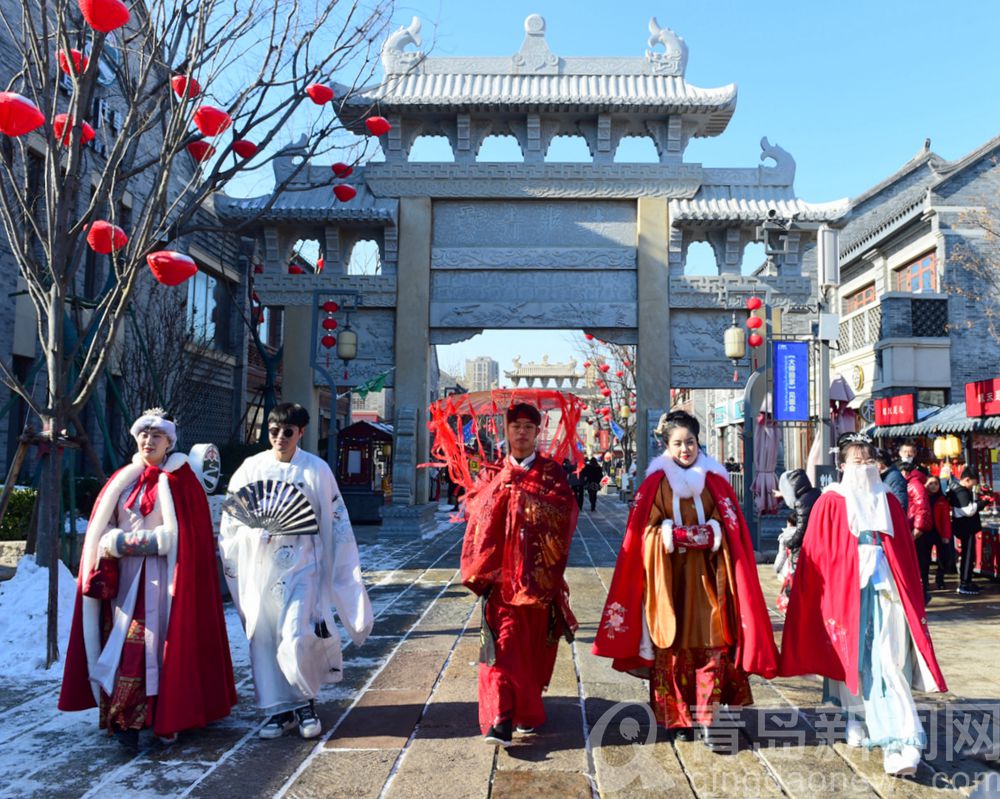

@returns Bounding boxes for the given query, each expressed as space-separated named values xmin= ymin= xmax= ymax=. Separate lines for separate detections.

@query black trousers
xmin=955 ymin=530 xmax=977 ymax=585
xmin=572 ymin=485 xmax=584 ymax=510
xmin=587 ymin=487 xmax=598 ymax=510
xmin=914 ymin=530 xmax=936 ymax=590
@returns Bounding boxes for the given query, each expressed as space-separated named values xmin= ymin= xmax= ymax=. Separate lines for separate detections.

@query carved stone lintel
xmin=429 ymin=328 xmax=484 ymax=345
xmin=431 ymin=247 xmax=636 ymax=270
xmin=667 ymin=274 xmax=815 ymax=310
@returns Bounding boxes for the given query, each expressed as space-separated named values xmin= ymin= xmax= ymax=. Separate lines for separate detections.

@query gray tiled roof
xmin=671 ymin=186 xmax=849 ymax=223
xmin=215 ymin=177 xmax=396 ymax=224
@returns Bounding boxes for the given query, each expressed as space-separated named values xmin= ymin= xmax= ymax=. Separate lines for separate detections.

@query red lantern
xmin=232 ymin=139 xmax=258 ymax=159
xmin=582 ymin=361 xmax=591 ymax=368
xmin=78 ymin=0 xmax=130 ymax=32
xmin=365 ymin=116 xmax=391 ymax=136
xmin=748 ymin=332 xmax=764 ymax=348
xmin=584 ymin=333 xmax=594 ymax=340
xmin=331 ymin=162 xmax=353 ymax=179
xmin=58 ymin=49 xmax=88 ymax=77
xmin=599 ymin=363 xmax=610 ymax=373
xmin=316 ymin=256 xmax=324 ymax=273
xmin=601 ymin=388 xmax=612 ymax=398
xmin=746 ymin=296 xmax=763 ymax=311
xmin=146 ymin=251 xmax=197 ymax=286
xmin=86 ymin=220 xmax=128 ymax=254
xmin=321 ymin=318 xmax=338 ymax=331
xmin=288 ymin=264 xmax=305 ymax=274
xmin=322 ymin=300 xmax=340 ymax=313
xmin=53 ymin=114 xmax=95 ymax=146
xmin=333 ymin=184 xmax=357 ymax=202
xmin=623 ymin=360 xmax=632 ymax=367
xmin=171 ymin=75 xmax=201 ymax=99
xmin=0 ymin=92 xmax=45 ymax=137
xmin=306 ymin=84 xmax=334 ymax=104
xmin=186 ymin=140 xmax=215 ymax=162
xmin=193 ymin=105 xmax=232 ymax=137
xmin=321 ymin=335 xmax=336 ymax=348
xmin=746 ymin=316 xmax=763 ymax=329
xmin=615 ymin=370 xmax=624 ymax=378
xmin=253 ymin=264 xmax=264 ymax=274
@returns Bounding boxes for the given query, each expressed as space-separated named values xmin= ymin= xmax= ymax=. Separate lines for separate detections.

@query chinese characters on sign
xmin=874 ymin=394 xmax=916 ymax=426
xmin=965 ymin=378 xmax=1000 ymax=417
xmin=773 ymin=341 xmax=810 ymax=422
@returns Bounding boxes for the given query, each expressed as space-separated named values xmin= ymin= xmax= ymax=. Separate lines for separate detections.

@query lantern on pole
xmin=724 ymin=312 xmax=746 ymax=382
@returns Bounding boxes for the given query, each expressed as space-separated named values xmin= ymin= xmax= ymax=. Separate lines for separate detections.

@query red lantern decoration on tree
xmin=0 ymin=92 xmax=45 ymax=137
xmin=365 ymin=116 xmax=391 ymax=136
xmin=622 ymin=360 xmax=632 ymax=367
xmin=171 ymin=75 xmax=201 ymax=99
xmin=86 ymin=220 xmax=128 ymax=254
xmin=333 ymin=184 xmax=357 ymax=202
xmin=53 ymin=114 xmax=96 ymax=146
xmin=582 ymin=360 xmax=591 ymax=368
xmin=321 ymin=318 xmax=338 ymax=331
xmin=321 ymin=335 xmax=336 ymax=348
xmin=322 ymin=300 xmax=340 ymax=313
xmin=146 ymin=251 xmax=198 ymax=286
xmin=748 ymin=332 xmax=764 ymax=348
xmin=601 ymin=388 xmax=612 ymax=397
xmin=193 ymin=105 xmax=232 ymax=137
xmin=746 ymin=315 xmax=763 ymax=329
xmin=584 ymin=333 xmax=594 ymax=340
xmin=58 ymin=49 xmax=88 ymax=77
xmin=186 ymin=140 xmax=215 ymax=162
xmin=232 ymin=139 xmax=258 ymax=159
xmin=599 ymin=363 xmax=611 ymax=373
xmin=316 ymin=256 xmax=324 ymax=273
xmin=288 ymin=264 xmax=305 ymax=274
xmin=746 ymin=296 xmax=763 ymax=311
xmin=615 ymin=370 xmax=624 ymax=378
xmin=78 ymin=0 xmax=130 ymax=33
xmin=331 ymin=162 xmax=353 ymax=179
xmin=306 ymin=84 xmax=334 ymax=104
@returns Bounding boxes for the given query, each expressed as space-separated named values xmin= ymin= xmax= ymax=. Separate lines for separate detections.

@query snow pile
xmin=0 ymin=555 xmax=77 ymax=677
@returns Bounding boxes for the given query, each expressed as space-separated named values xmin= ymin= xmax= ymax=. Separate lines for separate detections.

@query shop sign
xmin=714 ymin=404 xmax=726 ymax=427
xmin=966 ymin=378 xmax=1000 ymax=417
xmin=874 ymin=393 xmax=915 ymax=426
xmin=773 ymin=341 xmax=810 ymax=421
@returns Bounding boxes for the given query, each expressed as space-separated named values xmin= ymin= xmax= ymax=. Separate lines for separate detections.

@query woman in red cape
xmin=779 ymin=433 xmax=946 ymax=777
xmin=59 ymin=409 xmax=236 ymax=747
xmin=593 ymin=411 xmax=777 ymax=750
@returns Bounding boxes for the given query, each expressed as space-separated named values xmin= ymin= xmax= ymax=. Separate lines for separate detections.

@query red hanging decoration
xmin=232 ymin=139 xmax=258 ymax=158
xmin=748 ymin=332 xmax=764 ymax=348
xmin=86 ymin=220 xmax=128 ymax=254
xmin=316 ymin=256 xmax=324 ymax=273
xmin=253 ymin=264 xmax=264 ymax=274
xmin=331 ymin=162 xmax=353 ymax=179
xmin=53 ymin=114 xmax=95 ymax=146
xmin=333 ymin=184 xmax=357 ymax=202
xmin=746 ymin=296 xmax=763 ymax=311
xmin=251 ymin=291 xmax=260 ymax=302
xmin=582 ymin=360 xmax=591 ymax=368
xmin=321 ymin=318 xmax=338 ymax=331
xmin=146 ymin=251 xmax=197 ymax=285
xmin=622 ymin=360 xmax=632 ymax=367
xmin=599 ymin=363 xmax=611 ymax=373
xmin=746 ymin=315 xmax=763 ymax=329
xmin=584 ymin=333 xmax=594 ymax=340
xmin=321 ymin=335 xmax=336 ymax=348
xmin=171 ymin=75 xmax=201 ymax=99
xmin=322 ymin=300 xmax=340 ymax=313
xmin=365 ymin=115 xmax=391 ymax=136
xmin=256 ymin=309 xmax=266 ymax=324
xmin=306 ymin=84 xmax=334 ymax=104
xmin=186 ymin=140 xmax=215 ymax=162
xmin=615 ymin=370 xmax=624 ymax=378
xmin=193 ymin=105 xmax=232 ymax=137
xmin=58 ymin=49 xmax=88 ymax=77
xmin=0 ymin=92 xmax=45 ymax=137
xmin=601 ymin=388 xmax=612 ymax=397
xmin=288 ymin=264 xmax=305 ymax=274
xmin=78 ymin=0 xmax=130 ymax=33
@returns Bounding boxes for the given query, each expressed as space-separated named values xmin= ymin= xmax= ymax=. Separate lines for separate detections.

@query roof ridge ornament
xmin=759 ymin=136 xmax=796 ymax=186
xmin=646 ymin=17 xmax=688 ymax=76
xmin=382 ymin=16 xmax=424 ymax=74
xmin=512 ymin=14 xmax=559 ymax=74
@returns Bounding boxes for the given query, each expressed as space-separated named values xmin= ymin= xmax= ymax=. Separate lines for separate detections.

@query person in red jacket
xmin=924 ymin=475 xmax=954 ymax=591
xmin=899 ymin=462 xmax=932 ymax=602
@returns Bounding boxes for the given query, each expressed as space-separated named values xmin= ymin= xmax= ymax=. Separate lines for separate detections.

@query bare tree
xmin=577 ymin=337 xmax=637 ymax=469
xmin=947 ymin=188 xmax=1000 ymax=343
xmin=0 ymin=0 xmax=394 ymax=665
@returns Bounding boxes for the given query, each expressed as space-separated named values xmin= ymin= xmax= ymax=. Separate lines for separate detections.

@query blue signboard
xmin=773 ymin=341 xmax=810 ymax=421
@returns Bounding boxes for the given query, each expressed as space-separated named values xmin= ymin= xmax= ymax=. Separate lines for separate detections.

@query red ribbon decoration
xmin=124 ymin=465 xmax=161 ymax=517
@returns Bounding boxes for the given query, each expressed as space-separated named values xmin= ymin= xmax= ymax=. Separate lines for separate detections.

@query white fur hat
xmin=129 ymin=407 xmax=177 ymax=448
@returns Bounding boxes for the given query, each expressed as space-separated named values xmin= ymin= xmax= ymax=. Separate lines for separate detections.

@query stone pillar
xmin=636 ymin=197 xmax=671 ymax=470
xmin=282 ymin=306 xmax=321 ymax=453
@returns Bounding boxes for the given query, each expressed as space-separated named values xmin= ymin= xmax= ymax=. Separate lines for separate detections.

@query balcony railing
xmin=837 ymin=295 xmax=948 ymax=353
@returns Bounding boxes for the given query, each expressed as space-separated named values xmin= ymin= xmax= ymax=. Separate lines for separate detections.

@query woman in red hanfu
xmin=593 ymin=411 xmax=778 ymax=750
xmin=59 ymin=409 xmax=236 ymax=749
xmin=461 ymin=403 xmax=579 ymax=747
xmin=779 ymin=433 xmax=946 ymax=777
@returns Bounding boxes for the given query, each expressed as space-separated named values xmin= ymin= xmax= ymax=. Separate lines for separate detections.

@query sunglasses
xmin=268 ymin=426 xmax=297 ymax=439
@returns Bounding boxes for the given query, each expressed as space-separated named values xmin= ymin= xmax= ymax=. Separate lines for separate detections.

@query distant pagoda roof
xmin=336 ymin=15 xmax=737 ymax=137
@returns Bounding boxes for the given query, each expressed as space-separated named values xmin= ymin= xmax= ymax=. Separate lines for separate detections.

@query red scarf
xmin=124 ymin=465 xmax=161 ymax=517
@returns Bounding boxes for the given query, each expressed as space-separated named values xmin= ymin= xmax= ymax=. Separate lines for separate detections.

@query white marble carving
xmin=431 ymin=247 xmax=636 ymax=269
xmin=646 ymin=18 xmax=688 ymax=76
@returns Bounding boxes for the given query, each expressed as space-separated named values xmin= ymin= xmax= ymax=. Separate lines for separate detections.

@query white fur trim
xmin=661 ymin=519 xmax=675 ymax=553
xmin=707 ymin=519 xmax=723 ymax=553
xmin=130 ymin=414 xmax=177 ymax=447
xmin=646 ymin=451 xmax=729 ymax=498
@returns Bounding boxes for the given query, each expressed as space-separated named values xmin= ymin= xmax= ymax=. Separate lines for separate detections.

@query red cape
xmin=59 ymin=461 xmax=237 ymax=736
xmin=592 ymin=470 xmax=779 ymax=679
xmin=778 ymin=491 xmax=947 ymax=694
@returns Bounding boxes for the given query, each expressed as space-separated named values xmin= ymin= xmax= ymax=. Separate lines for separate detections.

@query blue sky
xmin=394 ymin=1 xmax=1000 ymax=380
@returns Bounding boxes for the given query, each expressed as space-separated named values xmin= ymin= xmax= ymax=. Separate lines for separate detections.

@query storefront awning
xmin=865 ymin=402 xmax=1000 ymax=437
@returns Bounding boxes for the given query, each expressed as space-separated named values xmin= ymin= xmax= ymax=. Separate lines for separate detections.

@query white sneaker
xmin=295 ymin=702 xmax=322 ymax=739
xmin=845 ymin=719 xmax=866 ymax=747
xmin=883 ymin=747 xmax=920 ymax=777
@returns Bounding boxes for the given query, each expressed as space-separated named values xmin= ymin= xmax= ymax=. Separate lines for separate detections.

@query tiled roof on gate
xmin=671 ymin=186 xmax=849 ymax=223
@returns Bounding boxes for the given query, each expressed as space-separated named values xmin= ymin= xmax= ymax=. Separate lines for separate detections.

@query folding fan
xmin=222 ymin=479 xmax=319 ymax=535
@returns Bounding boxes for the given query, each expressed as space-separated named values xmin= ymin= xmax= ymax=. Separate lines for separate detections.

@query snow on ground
xmin=0 ymin=555 xmax=77 ymax=677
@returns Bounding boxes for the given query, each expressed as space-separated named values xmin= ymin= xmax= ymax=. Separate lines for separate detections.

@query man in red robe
xmin=59 ymin=409 xmax=237 ymax=748
xmin=461 ymin=403 xmax=579 ymax=747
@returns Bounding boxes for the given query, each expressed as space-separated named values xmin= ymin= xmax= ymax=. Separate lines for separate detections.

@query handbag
xmin=672 ymin=523 xmax=715 ymax=551
xmin=82 ymin=557 xmax=119 ymax=600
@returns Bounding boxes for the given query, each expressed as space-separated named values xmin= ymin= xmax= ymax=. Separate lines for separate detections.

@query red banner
xmin=598 ymin=430 xmax=610 ymax=450
xmin=966 ymin=378 xmax=1000 ymax=417
xmin=874 ymin=394 xmax=915 ymax=426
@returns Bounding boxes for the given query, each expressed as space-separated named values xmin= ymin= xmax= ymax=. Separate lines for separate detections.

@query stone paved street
xmin=2 ymin=498 xmax=999 ymax=798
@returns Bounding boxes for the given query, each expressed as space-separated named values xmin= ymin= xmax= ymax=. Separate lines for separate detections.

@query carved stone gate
xmin=219 ymin=14 xmax=847 ymax=531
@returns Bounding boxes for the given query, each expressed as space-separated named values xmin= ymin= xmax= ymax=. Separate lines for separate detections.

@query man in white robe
xmin=220 ymin=402 xmax=373 ymax=739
